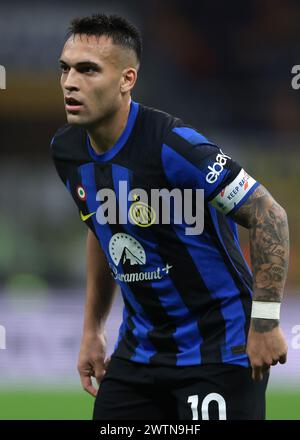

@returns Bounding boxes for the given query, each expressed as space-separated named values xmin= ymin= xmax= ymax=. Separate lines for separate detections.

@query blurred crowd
xmin=0 ymin=0 xmax=299 ymax=289
xmin=1 ymin=0 xmax=300 ymax=137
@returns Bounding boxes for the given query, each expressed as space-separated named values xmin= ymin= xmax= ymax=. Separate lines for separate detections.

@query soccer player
xmin=51 ymin=14 xmax=289 ymax=420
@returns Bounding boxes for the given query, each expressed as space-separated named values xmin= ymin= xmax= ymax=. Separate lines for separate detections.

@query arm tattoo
xmin=231 ymin=185 xmax=289 ymax=332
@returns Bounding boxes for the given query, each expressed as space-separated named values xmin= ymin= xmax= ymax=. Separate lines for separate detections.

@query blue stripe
xmin=210 ymin=205 xmax=253 ymax=300
xmin=87 ymin=101 xmax=139 ymax=162
xmin=172 ymin=127 xmax=212 ymax=145
xmin=162 ymin=142 xmax=249 ymax=365
xmin=162 ymin=143 xmax=231 ymax=200
xmin=208 ymin=206 xmax=252 ymax=366
xmin=169 ymin=213 xmax=248 ymax=366
xmin=111 ymin=163 xmax=203 ymax=365
xmin=78 ymin=162 xmax=155 ymax=363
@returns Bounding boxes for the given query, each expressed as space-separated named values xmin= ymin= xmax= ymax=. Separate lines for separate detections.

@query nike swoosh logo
xmin=80 ymin=211 xmax=96 ymax=222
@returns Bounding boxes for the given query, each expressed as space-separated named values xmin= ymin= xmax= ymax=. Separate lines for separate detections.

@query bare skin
xmin=231 ymin=184 xmax=289 ymax=381
xmin=60 ymin=33 xmax=289 ymax=393
xmin=59 ymin=34 xmax=138 ymax=396
xmin=77 ymin=229 xmax=116 ymax=397
xmin=59 ymin=34 xmax=139 ymax=154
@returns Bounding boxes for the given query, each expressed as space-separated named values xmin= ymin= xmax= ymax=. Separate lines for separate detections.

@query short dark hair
xmin=67 ymin=13 xmax=142 ymax=65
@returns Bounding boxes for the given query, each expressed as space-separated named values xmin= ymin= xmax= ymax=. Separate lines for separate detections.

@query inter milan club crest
xmin=129 ymin=194 xmax=156 ymax=227
xmin=76 ymin=184 xmax=87 ymax=201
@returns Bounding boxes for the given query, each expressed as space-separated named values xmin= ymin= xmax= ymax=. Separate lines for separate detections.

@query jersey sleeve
xmin=161 ymin=126 xmax=260 ymax=215
xmin=50 ymin=134 xmax=73 ymax=196
xmin=50 ymin=136 xmax=67 ymax=185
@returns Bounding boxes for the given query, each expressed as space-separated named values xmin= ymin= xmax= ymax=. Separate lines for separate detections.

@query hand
xmin=77 ymin=330 xmax=111 ymax=397
xmin=246 ymin=320 xmax=288 ymax=381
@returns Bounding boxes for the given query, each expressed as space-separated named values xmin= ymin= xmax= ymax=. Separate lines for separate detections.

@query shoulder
xmin=137 ymin=103 xmax=183 ymax=141
xmin=137 ymin=103 xmax=217 ymax=151
xmin=50 ymin=123 xmax=90 ymax=162
xmin=164 ymin=122 xmax=219 ymax=155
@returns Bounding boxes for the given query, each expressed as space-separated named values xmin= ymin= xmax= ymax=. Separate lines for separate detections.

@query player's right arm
xmin=78 ymin=229 xmax=117 ymax=397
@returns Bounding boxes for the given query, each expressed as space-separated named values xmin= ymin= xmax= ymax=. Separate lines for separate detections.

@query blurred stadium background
xmin=0 ymin=0 xmax=299 ymax=419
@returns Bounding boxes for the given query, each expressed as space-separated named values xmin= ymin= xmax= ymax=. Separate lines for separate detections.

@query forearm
xmin=249 ymin=190 xmax=289 ymax=331
xmin=83 ymin=278 xmax=116 ymax=334
xmin=83 ymin=229 xmax=117 ymax=334
xmin=217 ymin=178 xmax=289 ymax=376
xmin=231 ymin=184 xmax=289 ymax=331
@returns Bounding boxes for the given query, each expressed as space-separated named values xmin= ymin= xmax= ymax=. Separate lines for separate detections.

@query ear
xmin=120 ymin=67 xmax=137 ymax=93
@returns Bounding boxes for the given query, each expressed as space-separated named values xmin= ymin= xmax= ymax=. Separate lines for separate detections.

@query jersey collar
xmin=86 ymin=100 xmax=139 ymax=162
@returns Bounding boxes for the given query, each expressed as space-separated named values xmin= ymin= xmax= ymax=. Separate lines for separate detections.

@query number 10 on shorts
xmin=188 ymin=393 xmax=227 ymax=420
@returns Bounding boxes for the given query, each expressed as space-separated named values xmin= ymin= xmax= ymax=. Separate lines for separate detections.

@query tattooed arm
xmin=231 ymin=184 xmax=289 ymax=380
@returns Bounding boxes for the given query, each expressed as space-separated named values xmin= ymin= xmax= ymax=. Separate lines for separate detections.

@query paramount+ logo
xmin=0 ymin=65 xmax=6 ymax=90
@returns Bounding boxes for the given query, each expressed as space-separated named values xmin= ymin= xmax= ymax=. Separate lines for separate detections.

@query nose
xmin=63 ymin=68 xmax=79 ymax=92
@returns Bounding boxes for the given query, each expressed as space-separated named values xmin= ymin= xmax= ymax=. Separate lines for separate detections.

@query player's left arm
xmin=161 ymin=129 xmax=289 ymax=380
xmin=230 ymin=184 xmax=289 ymax=381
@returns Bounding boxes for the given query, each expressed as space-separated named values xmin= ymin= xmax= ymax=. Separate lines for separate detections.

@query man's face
xmin=59 ymin=34 xmax=127 ymax=126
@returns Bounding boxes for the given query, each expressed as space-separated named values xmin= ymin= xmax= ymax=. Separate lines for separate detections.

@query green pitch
xmin=0 ymin=389 xmax=299 ymax=419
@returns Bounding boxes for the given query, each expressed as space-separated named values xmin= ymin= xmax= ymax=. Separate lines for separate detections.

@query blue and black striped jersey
xmin=51 ymin=100 xmax=259 ymax=367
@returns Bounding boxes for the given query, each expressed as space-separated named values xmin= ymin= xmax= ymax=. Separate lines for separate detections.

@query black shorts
xmin=93 ymin=356 xmax=269 ymax=420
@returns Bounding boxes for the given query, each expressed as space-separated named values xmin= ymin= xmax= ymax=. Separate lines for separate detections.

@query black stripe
xmin=215 ymin=211 xmax=252 ymax=343
xmin=89 ymin=163 xmax=139 ymax=361
xmin=151 ymin=221 xmax=226 ymax=364
xmin=94 ymin=165 xmax=179 ymax=365
xmin=164 ymin=130 xmax=218 ymax=163
xmin=206 ymin=208 xmax=252 ymax=353
xmin=58 ymin=160 xmax=96 ymax=230
xmin=130 ymin=170 xmax=228 ymax=364
xmin=217 ymin=213 xmax=253 ymax=290
xmin=113 ymin=301 xmax=140 ymax=360
xmin=163 ymin=131 xmax=242 ymax=201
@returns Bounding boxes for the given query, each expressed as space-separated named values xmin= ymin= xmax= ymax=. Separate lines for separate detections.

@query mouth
xmin=65 ymin=96 xmax=83 ymax=112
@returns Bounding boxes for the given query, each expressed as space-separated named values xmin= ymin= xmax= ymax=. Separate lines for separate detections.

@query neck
xmin=87 ymin=97 xmax=131 ymax=155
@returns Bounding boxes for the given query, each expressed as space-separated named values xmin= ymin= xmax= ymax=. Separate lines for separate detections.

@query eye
xmin=60 ymin=64 xmax=69 ymax=73
xmin=82 ymin=66 xmax=97 ymax=73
